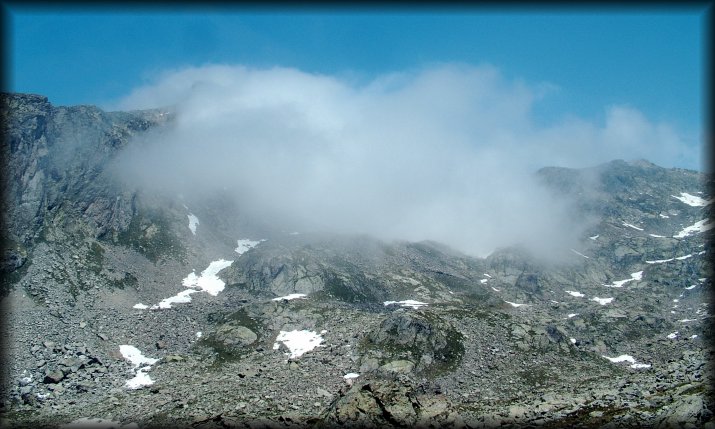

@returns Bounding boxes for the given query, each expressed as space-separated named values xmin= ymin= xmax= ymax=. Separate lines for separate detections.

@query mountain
xmin=1 ymin=93 xmax=713 ymax=428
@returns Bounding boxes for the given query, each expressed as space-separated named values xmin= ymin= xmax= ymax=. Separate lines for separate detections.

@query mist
xmin=109 ymin=63 xmax=697 ymax=258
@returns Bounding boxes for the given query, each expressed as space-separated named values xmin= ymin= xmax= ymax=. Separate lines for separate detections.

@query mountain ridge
xmin=1 ymin=92 xmax=712 ymax=428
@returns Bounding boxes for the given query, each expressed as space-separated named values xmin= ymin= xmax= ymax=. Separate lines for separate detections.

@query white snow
xmin=196 ymin=332 xmax=202 ymax=338
xmin=570 ymin=249 xmax=590 ymax=259
xmin=491 ymin=286 xmax=500 ymax=292
xmin=125 ymin=367 xmax=155 ymax=390
xmin=119 ymin=345 xmax=158 ymax=367
xmin=480 ymin=279 xmax=488 ymax=284
xmin=150 ymin=289 xmax=198 ymax=310
xmin=235 ymin=238 xmax=263 ymax=255
xmin=565 ymin=290 xmax=585 ymax=297
xmin=483 ymin=273 xmax=492 ymax=278
xmin=678 ymin=318 xmax=697 ymax=323
xmin=182 ymin=259 xmax=234 ymax=296
xmin=623 ymin=222 xmax=644 ymax=231
xmin=589 ymin=234 xmax=599 ymax=240
xmin=674 ymin=220 xmax=713 ymax=238
xmin=567 ymin=313 xmax=578 ymax=318
xmin=602 ymin=354 xmax=650 ymax=369
xmin=383 ymin=300 xmax=428 ymax=309
xmin=691 ymin=335 xmax=698 ymax=339
xmin=343 ymin=373 xmax=359 ymax=379
xmin=569 ymin=338 xmax=577 ymax=344
xmin=60 ymin=418 xmax=139 ymax=429
xmin=685 ymin=285 xmax=698 ymax=290
xmin=504 ymin=301 xmax=527 ymax=308
xmin=187 ymin=213 xmax=199 ymax=235
xmin=667 ymin=332 xmax=679 ymax=339
xmin=119 ymin=345 xmax=158 ymax=390
xmin=604 ymin=271 xmax=643 ymax=288
xmin=672 ymin=192 xmax=712 ymax=207
xmin=646 ymin=254 xmax=694 ymax=264
xmin=659 ymin=214 xmax=670 ymax=218
xmin=592 ymin=297 xmax=614 ymax=305
xmin=272 ymin=293 xmax=307 ymax=301
xmin=602 ymin=354 xmax=636 ymax=363
xmin=648 ymin=234 xmax=665 ymax=238
xmin=273 ymin=330 xmax=324 ymax=359
xmin=132 ymin=303 xmax=149 ymax=310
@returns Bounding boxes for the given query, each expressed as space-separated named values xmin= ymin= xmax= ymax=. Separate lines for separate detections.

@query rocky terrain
xmin=1 ymin=93 xmax=713 ymax=428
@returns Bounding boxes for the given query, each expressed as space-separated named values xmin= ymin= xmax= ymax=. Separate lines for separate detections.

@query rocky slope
xmin=1 ymin=93 xmax=713 ymax=428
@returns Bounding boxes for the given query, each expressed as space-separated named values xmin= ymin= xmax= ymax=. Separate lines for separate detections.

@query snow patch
xmin=604 ymin=271 xmax=643 ymax=288
xmin=589 ymin=234 xmax=599 ymax=240
xmin=187 ymin=213 xmax=199 ymax=235
xmin=132 ymin=303 xmax=149 ymax=310
xmin=592 ymin=297 xmax=613 ymax=305
xmin=235 ymin=238 xmax=263 ymax=256
xmin=623 ymin=222 xmax=644 ymax=231
xmin=678 ymin=318 xmax=697 ymax=323
xmin=649 ymin=234 xmax=665 ymax=238
xmin=570 ymin=249 xmax=589 ymax=258
xmin=602 ymin=354 xmax=650 ymax=369
xmin=273 ymin=330 xmax=324 ymax=359
xmin=480 ymin=279 xmax=488 ymax=284
xmin=384 ymin=300 xmax=428 ymax=309
xmin=674 ymin=220 xmax=713 ymax=238
xmin=272 ymin=293 xmax=308 ymax=301
xmin=196 ymin=332 xmax=202 ymax=338
xmin=343 ymin=373 xmax=359 ymax=379
xmin=685 ymin=285 xmax=697 ymax=290
xmin=504 ymin=301 xmax=527 ymax=308
xmin=483 ymin=273 xmax=492 ymax=278
xmin=182 ymin=259 xmax=234 ymax=296
xmin=119 ymin=345 xmax=158 ymax=390
xmin=491 ymin=286 xmax=500 ymax=292
xmin=659 ymin=214 xmax=670 ymax=219
xmin=646 ymin=254 xmax=694 ymax=264
xmin=672 ymin=192 xmax=712 ymax=207
xmin=570 ymin=338 xmax=577 ymax=344
xmin=667 ymin=332 xmax=679 ymax=339
xmin=565 ymin=290 xmax=585 ymax=297
xmin=150 ymin=289 xmax=198 ymax=310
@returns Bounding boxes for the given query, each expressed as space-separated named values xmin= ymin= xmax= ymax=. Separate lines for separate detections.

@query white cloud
xmin=110 ymin=63 xmax=698 ymax=257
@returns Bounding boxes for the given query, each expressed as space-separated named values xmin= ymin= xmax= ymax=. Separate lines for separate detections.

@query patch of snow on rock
xmin=272 ymin=293 xmax=307 ymax=301
xmin=235 ymin=238 xmax=263 ymax=256
xmin=343 ymin=373 xmax=359 ymax=379
xmin=570 ymin=338 xmax=577 ymax=344
xmin=674 ymin=220 xmax=713 ymax=238
xmin=504 ymin=301 xmax=527 ymax=308
xmin=187 ymin=213 xmax=199 ymax=235
xmin=150 ymin=289 xmax=198 ymax=310
xmin=592 ymin=297 xmax=614 ymax=305
xmin=570 ymin=249 xmax=589 ymax=258
xmin=566 ymin=290 xmax=585 ymax=297
xmin=672 ymin=192 xmax=712 ymax=207
xmin=567 ymin=313 xmax=578 ymax=318
xmin=667 ymin=332 xmax=679 ymax=339
xmin=623 ymin=222 xmax=644 ymax=231
xmin=649 ymin=234 xmax=665 ymax=238
xmin=273 ymin=330 xmax=324 ymax=359
xmin=182 ymin=259 xmax=233 ymax=296
xmin=133 ymin=303 xmax=149 ymax=310
xmin=383 ymin=300 xmax=428 ymax=309
xmin=604 ymin=271 xmax=643 ymax=288
xmin=480 ymin=279 xmax=488 ymax=284
xmin=685 ymin=285 xmax=697 ymax=290
xmin=589 ymin=234 xmax=599 ymax=240
xmin=119 ymin=345 xmax=159 ymax=390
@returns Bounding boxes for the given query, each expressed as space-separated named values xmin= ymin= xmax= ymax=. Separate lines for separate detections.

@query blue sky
xmin=5 ymin=6 xmax=708 ymax=170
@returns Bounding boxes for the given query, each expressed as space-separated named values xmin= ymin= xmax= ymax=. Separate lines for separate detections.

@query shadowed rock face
xmin=360 ymin=311 xmax=464 ymax=375
xmin=1 ymin=93 xmax=713 ymax=429
xmin=320 ymin=374 xmax=461 ymax=429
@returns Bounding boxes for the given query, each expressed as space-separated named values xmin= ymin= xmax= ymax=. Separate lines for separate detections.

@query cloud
xmin=109 ymin=63 xmax=698 ymax=257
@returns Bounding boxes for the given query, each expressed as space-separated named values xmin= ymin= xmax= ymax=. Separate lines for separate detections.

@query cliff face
xmin=2 ymin=93 xmax=169 ymax=273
